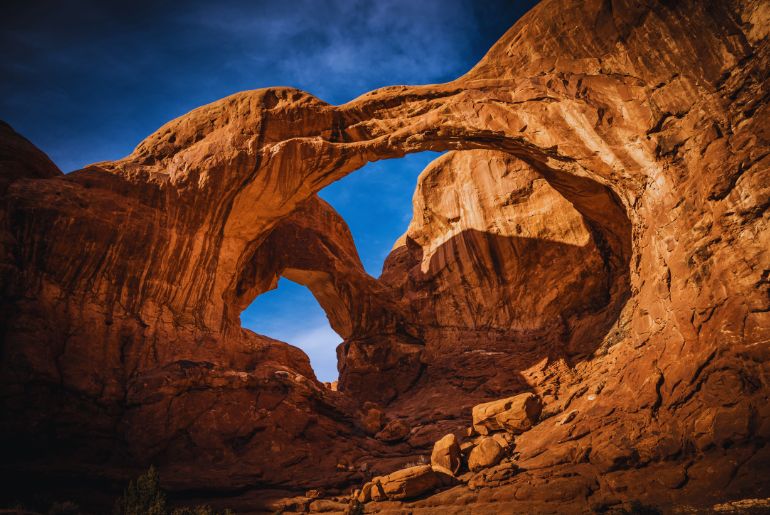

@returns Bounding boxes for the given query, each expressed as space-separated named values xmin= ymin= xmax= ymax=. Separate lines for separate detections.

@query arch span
xmin=227 ymin=143 xmax=631 ymax=404
xmin=88 ymin=80 xmax=642 ymax=335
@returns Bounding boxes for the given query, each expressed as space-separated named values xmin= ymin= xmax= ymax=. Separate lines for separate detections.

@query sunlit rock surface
xmin=1 ymin=0 xmax=769 ymax=512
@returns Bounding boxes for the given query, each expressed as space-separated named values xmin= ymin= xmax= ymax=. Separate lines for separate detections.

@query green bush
xmin=113 ymin=466 xmax=167 ymax=515
xmin=113 ymin=467 xmax=233 ymax=515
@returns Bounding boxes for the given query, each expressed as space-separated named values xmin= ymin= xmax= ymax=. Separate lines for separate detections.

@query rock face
xmin=375 ymin=418 xmax=410 ymax=443
xmin=1 ymin=0 xmax=769 ymax=513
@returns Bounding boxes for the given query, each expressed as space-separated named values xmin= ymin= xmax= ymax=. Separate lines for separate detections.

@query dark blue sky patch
xmin=319 ymin=151 xmax=443 ymax=277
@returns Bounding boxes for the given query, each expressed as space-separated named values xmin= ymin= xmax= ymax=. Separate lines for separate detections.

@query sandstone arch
xmin=1 ymin=0 xmax=768 ymax=511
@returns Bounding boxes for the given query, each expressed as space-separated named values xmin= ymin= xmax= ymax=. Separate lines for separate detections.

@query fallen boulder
xmin=374 ymin=465 xmax=441 ymax=501
xmin=472 ymin=392 xmax=542 ymax=435
xmin=468 ymin=437 xmax=505 ymax=471
xmin=492 ymin=432 xmax=514 ymax=450
xmin=308 ymin=499 xmax=347 ymax=512
xmin=431 ymin=433 xmax=462 ymax=475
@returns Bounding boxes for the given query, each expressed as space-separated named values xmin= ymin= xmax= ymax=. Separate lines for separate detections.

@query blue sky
xmin=245 ymin=151 xmax=443 ymax=382
xmin=2 ymin=0 xmax=538 ymax=381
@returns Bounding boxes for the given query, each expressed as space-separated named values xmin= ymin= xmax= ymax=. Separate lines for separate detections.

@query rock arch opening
xmin=230 ymin=140 xmax=633 ymax=406
xmin=318 ymin=151 xmax=445 ymax=277
xmin=197 ymin=86 xmax=636 ymax=411
xmin=330 ymin=148 xmax=632 ymax=405
xmin=242 ymin=276 xmax=342 ymax=383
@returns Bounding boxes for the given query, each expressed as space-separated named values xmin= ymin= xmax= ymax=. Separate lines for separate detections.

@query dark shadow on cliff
xmin=334 ymin=147 xmax=633 ymax=410
xmin=338 ymin=223 xmax=631 ymax=411
xmin=229 ymin=149 xmax=633 ymax=444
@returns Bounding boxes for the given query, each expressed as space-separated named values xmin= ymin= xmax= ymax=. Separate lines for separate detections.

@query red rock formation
xmin=1 ymin=0 xmax=769 ymax=512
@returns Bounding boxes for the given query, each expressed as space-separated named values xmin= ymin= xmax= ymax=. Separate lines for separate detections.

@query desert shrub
xmin=113 ymin=466 xmax=167 ymax=515
xmin=5 ymin=501 xmax=29 ymax=512
xmin=113 ymin=467 xmax=234 ymax=515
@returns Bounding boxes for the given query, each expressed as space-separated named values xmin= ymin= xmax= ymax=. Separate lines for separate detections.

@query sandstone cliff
xmin=1 ymin=0 xmax=769 ymax=513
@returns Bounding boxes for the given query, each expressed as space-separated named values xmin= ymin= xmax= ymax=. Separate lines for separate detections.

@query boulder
xmin=308 ymin=499 xmax=347 ymax=512
xmin=270 ymin=496 xmax=311 ymax=513
xmin=376 ymin=418 xmax=410 ymax=442
xmin=472 ymin=392 xmax=542 ymax=435
xmin=376 ymin=465 xmax=441 ymax=501
xmin=370 ymin=481 xmax=387 ymax=502
xmin=357 ymin=481 xmax=373 ymax=503
xmin=492 ymin=432 xmax=514 ymax=450
xmin=305 ymin=488 xmax=324 ymax=499
xmin=431 ymin=433 xmax=462 ymax=475
xmin=460 ymin=441 xmax=476 ymax=455
xmin=358 ymin=480 xmax=387 ymax=503
xmin=468 ymin=437 xmax=504 ymax=471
